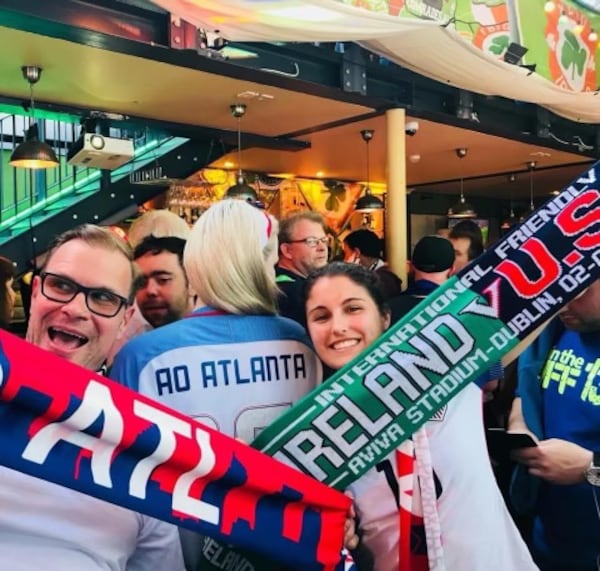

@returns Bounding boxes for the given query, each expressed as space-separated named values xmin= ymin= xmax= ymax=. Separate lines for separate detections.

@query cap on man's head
xmin=412 ymin=235 xmax=454 ymax=273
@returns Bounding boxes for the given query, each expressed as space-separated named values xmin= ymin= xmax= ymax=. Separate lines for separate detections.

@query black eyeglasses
xmin=286 ymin=237 xmax=329 ymax=248
xmin=40 ymin=272 xmax=130 ymax=318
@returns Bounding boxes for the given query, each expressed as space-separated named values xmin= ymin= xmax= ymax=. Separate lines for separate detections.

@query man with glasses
xmin=276 ymin=211 xmax=329 ymax=325
xmin=0 ymin=224 xmax=185 ymax=570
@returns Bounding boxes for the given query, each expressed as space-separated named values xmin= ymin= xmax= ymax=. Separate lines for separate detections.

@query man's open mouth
xmin=48 ymin=327 xmax=89 ymax=349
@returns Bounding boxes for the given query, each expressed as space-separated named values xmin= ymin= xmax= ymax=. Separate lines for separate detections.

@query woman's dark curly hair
xmin=304 ymin=261 xmax=390 ymax=318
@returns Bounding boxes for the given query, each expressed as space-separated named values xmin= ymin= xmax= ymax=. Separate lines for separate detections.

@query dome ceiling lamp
xmin=10 ymin=66 xmax=59 ymax=169
xmin=527 ymin=160 xmax=536 ymax=213
xmin=355 ymin=129 xmax=384 ymax=213
xmin=224 ymin=103 xmax=258 ymax=202
xmin=501 ymin=173 xmax=520 ymax=229
xmin=448 ymin=147 xmax=477 ymax=219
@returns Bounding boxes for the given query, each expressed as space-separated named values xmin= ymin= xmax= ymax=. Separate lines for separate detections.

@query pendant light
xmin=448 ymin=147 xmax=477 ymax=219
xmin=10 ymin=66 xmax=59 ymax=169
xmin=527 ymin=160 xmax=536 ymax=212
xmin=501 ymin=173 xmax=520 ymax=229
xmin=224 ymin=103 xmax=258 ymax=202
xmin=355 ymin=129 xmax=384 ymax=212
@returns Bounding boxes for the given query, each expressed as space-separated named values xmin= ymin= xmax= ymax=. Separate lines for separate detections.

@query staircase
xmin=0 ymin=112 xmax=216 ymax=272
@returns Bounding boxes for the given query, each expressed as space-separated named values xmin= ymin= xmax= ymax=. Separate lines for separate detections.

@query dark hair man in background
xmin=343 ymin=228 xmax=402 ymax=300
xmin=448 ymin=219 xmax=484 ymax=272
xmin=133 ymin=235 xmax=194 ymax=328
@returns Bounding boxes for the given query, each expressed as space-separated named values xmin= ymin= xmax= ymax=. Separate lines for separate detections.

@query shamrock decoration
xmin=489 ymin=35 xmax=509 ymax=56
xmin=323 ymin=180 xmax=347 ymax=212
xmin=561 ymin=29 xmax=586 ymax=80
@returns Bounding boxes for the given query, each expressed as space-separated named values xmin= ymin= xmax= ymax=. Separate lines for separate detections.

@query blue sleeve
xmin=472 ymin=361 xmax=503 ymax=388
xmin=109 ymin=340 xmax=141 ymax=391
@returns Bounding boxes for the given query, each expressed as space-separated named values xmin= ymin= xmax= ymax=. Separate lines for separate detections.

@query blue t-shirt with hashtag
xmin=535 ymin=329 xmax=600 ymax=570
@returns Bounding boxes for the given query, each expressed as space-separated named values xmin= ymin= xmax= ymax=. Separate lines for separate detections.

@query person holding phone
xmin=509 ymin=279 xmax=600 ymax=571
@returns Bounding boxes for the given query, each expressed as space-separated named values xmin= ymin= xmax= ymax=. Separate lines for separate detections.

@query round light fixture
xmin=9 ymin=66 xmax=59 ymax=169
xmin=90 ymin=134 xmax=105 ymax=150
xmin=224 ymin=103 xmax=258 ymax=202
xmin=355 ymin=193 xmax=384 ymax=213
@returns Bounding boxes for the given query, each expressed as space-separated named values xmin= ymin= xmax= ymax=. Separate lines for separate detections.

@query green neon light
xmin=0 ymin=104 xmax=79 ymax=124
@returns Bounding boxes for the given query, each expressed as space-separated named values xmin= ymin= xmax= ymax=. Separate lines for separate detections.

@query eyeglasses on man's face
xmin=40 ymin=272 xmax=130 ymax=318
xmin=287 ymin=236 xmax=329 ymax=248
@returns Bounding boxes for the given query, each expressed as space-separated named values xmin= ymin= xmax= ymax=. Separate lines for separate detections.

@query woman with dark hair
xmin=304 ymin=261 xmax=538 ymax=571
xmin=0 ymin=256 xmax=16 ymax=329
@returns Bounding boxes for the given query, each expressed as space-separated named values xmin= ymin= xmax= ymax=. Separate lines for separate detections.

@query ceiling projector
xmin=67 ymin=134 xmax=134 ymax=170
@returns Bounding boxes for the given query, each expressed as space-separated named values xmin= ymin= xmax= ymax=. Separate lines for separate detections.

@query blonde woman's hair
xmin=183 ymin=200 xmax=279 ymax=315
xmin=128 ymin=209 xmax=190 ymax=248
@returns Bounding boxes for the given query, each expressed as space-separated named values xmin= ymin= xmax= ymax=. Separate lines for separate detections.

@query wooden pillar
xmin=385 ymin=108 xmax=408 ymax=288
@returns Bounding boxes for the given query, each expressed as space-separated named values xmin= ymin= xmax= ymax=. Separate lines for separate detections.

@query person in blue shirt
xmin=509 ymin=278 xmax=600 ymax=571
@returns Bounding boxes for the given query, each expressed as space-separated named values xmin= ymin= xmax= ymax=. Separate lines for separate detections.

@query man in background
xmin=133 ymin=235 xmax=194 ymax=328
xmin=389 ymin=235 xmax=453 ymax=322
xmin=448 ymin=219 xmax=484 ymax=272
xmin=509 ymin=279 xmax=600 ymax=571
xmin=276 ymin=211 xmax=329 ymax=324
xmin=107 ymin=209 xmax=190 ymax=362
xmin=449 ymin=219 xmax=502 ymax=398
xmin=343 ymin=228 xmax=402 ymax=300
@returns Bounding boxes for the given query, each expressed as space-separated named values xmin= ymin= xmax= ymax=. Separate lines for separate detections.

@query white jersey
xmin=349 ymin=384 xmax=538 ymax=571
xmin=0 ymin=467 xmax=184 ymax=571
xmin=111 ymin=309 xmax=323 ymax=571
xmin=111 ymin=309 xmax=322 ymax=442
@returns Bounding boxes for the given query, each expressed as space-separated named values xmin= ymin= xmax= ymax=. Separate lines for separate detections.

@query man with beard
xmin=509 ymin=278 xmax=600 ymax=571
xmin=0 ymin=224 xmax=184 ymax=570
xmin=133 ymin=235 xmax=194 ymax=328
xmin=107 ymin=209 xmax=191 ymax=364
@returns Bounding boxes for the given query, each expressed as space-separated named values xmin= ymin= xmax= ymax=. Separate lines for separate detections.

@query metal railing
xmin=0 ymin=114 xmax=90 ymax=222
xmin=0 ymin=112 xmax=176 ymax=231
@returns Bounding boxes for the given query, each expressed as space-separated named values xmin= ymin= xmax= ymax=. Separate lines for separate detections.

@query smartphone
xmin=486 ymin=428 xmax=537 ymax=457
xmin=505 ymin=431 xmax=538 ymax=449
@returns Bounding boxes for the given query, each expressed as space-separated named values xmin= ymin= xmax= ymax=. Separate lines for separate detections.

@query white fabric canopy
xmin=153 ymin=0 xmax=600 ymax=123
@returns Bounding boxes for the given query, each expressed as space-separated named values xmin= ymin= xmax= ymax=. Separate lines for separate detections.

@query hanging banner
xmin=253 ymin=163 xmax=600 ymax=489
xmin=338 ymin=0 xmax=457 ymax=21
xmin=461 ymin=0 xmax=511 ymax=58
xmin=0 ymin=332 xmax=350 ymax=571
xmin=514 ymin=0 xmax=598 ymax=91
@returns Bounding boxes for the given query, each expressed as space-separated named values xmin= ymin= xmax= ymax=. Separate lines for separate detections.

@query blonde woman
xmin=111 ymin=199 xmax=324 ymax=571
